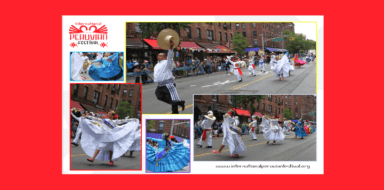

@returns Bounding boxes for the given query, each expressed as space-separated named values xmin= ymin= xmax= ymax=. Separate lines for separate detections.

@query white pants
xmin=249 ymin=127 xmax=257 ymax=139
xmin=213 ymin=130 xmax=218 ymax=135
xmin=72 ymin=127 xmax=82 ymax=144
xmin=234 ymin=69 xmax=242 ymax=81
xmin=248 ymin=66 xmax=256 ymax=75
xmin=198 ymin=130 xmax=212 ymax=146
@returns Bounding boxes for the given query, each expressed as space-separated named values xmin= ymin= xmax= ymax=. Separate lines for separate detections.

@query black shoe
xmin=206 ymin=146 xmax=212 ymax=148
xmin=238 ymin=80 xmax=242 ymax=82
xmin=196 ymin=144 xmax=202 ymax=147
xmin=180 ymin=101 xmax=185 ymax=111
xmin=71 ymin=142 xmax=78 ymax=146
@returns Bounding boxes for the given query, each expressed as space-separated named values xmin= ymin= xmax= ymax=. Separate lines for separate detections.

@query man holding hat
xmin=154 ymin=29 xmax=185 ymax=114
xmin=227 ymin=56 xmax=243 ymax=82
xmin=196 ymin=111 xmax=216 ymax=148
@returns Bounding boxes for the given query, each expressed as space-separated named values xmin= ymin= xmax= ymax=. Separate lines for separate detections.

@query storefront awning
xmin=179 ymin=41 xmax=201 ymax=49
xmin=265 ymin=47 xmax=278 ymax=52
xmin=232 ymin=108 xmax=251 ymax=117
xmin=126 ymin=38 xmax=148 ymax=48
xmin=245 ymin=47 xmax=260 ymax=52
xmin=196 ymin=42 xmax=217 ymax=49
xmin=71 ymin=100 xmax=84 ymax=111
xmin=253 ymin=112 xmax=263 ymax=117
xmin=80 ymin=103 xmax=99 ymax=113
xmin=143 ymin=39 xmax=161 ymax=49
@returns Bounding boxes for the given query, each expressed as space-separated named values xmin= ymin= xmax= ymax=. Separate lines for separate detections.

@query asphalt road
xmin=139 ymin=60 xmax=316 ymax=114
xmin=193 ymin=131 xmax=316 ymax=161
xmin=70 ymin=139 xmax=141 ymax=170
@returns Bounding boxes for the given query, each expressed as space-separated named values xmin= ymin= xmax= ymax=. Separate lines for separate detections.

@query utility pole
xmin=170 ymin=119 xmax=175 ymax=135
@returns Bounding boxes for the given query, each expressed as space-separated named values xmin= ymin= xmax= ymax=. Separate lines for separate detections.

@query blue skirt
xmin=146 ymin=143 xmax=190 ymax=172
xmin=89 ymin=64 xmax=123 ymax=81
xmin=295 ymin=127 xmax=308 ymax=138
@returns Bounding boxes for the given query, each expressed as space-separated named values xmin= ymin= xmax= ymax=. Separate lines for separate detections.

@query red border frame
xmin=69 ymin=83 xmax=143 ymax=171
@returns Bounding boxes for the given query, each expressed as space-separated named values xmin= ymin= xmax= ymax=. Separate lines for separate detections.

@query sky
xmin=293 ymin=23 xmax=316 ymax=41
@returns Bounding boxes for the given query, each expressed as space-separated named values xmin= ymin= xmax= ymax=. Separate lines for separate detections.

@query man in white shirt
xmin=227 ymin=56 xmax=243 ymax=82
xmin=196 ymin=111 xmax=216 ymax=148
xmin=154 ymin=40 xmax=185 ymax=114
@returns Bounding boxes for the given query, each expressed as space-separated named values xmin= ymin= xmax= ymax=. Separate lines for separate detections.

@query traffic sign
xmin=273 ymin=39 xmax=284 ymax=41
xmin=308 ymin=112 xmax=316 ymax=115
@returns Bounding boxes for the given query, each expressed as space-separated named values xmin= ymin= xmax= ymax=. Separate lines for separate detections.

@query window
xmin=229 ymin=23 xmax=231 ymax=29
xmin=295 ymin=101 xmax=298 ymax=105
xmin=104 ymin=95 xmax=108 ymax=107
xmin=138 ymin=101 xmax=141 ymax=108
xmin=110 ymin=97 xmax=113 ymax=108
xmin=229 ymin=95 xmax=233 ymax=104
xmin=285 ymin=96 xmax=287 ymax=99
xmin=114 ymin=100 xmax=118 ymax=111
xmin=225 ymin=33 xmax=228 ymax=42
xmin=268 ymin=105 xmax=272 ymax=112
xmin=289 ymin=102 xmax=291 ymax=106
xmin=252 ymin=23 xmax=256 ymax=28
xmin=73 ymin=84 xmax=79 ymax=96
xmin=289 ymin=95 xmax=291 ymax=99
xmin=129 ymin=89 xmax=134 ymax=96
xmin=275 ymin=106 xmax=277 ymax=113
xmin=112 ymin=84 xmax=115 ymax=91
xmin=285 ymin=102 xmax=287 ymax=106
xmin=137 ymin=111 xmax=141 ymax=119
xmin=218 ymin=23 xmax=221 ymax=26
xmin=253 ymin=31 xmax=257 ymax=37
xmin=123 ymin=89 xmax=127 ymax=96
xmin=106 ymin=84 xmax=110 ymax=89
xmin=295 ymin=95 xmax=298 ymax=99
xmin=262 ymin=103 xmax=265 ymax=111
xmin=275 ymin=96 xmax=277 ymax=103
xmin=242 ymin=23 xmax=245 ymax=29
xmin=207 ymin=30 xmax=214 ymax=40
xmin=186 ymin=26 xmax=191 ymax=38
xmin=295 ymin=107 xmax=298 ymax=112
xmin=93 ymin=91 xmax=100 ymax=104
xmin=230 ymin=34 xmax=233 ymax=41
xmin=219 ymin=32 xmax=222 ymax=41
xmin=83 ymin=86 xmax=88 ymax=99
xmin=242 ymin=32 xmax=246 ymax=37
xmin=268 ymin=95 xmax=272 ymax=101
xmin=159 ymin=122 xmax=164 ymax=131
xmin=295 ymin=113 xmax=298 ymax=118
xmin=117 ymin=84 xmax=121 ymax=94
xmin=236 ymin=23 xmax=240 ymax=29
xmin=197 ymin=28 xmax=201 ymax=39
xmin=278 ymin=108 xmax=280 ymax=114
xmin=278 ymin=98 xmax=280 ymax=102
xmin=212 ymin=95 xmax=218 ymax=101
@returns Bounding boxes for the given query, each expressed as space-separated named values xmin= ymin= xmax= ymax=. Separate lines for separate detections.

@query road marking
xmin=226 ymin=73 xmax=274 ymax=90
xmin=71 ymin=154 xmax=87 ymax=157
xmin=201 ymin=80 xmax=237 ymax=88
xmin=166 ymin=104 xmax=193 ymax=114
xmin=190 ymin=85 xmax=196 ymax=87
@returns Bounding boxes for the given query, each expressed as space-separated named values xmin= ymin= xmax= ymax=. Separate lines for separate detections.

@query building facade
xmin=71 ymin=84 xmax=141 ymax=119
xmin=148 ymin=119 xmax=190 ymax=139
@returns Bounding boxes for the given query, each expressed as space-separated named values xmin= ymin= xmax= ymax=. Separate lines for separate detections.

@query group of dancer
xmin=194 ymin=109 xmax=316 ymax=158
xmin=70 ymin=52 xmax=124 ymax=81
xmin=71 ymin=108 xmax=141 ymax=165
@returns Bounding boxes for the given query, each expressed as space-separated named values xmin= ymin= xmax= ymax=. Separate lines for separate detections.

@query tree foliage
xmin=116 ymin=100 xmax=134 ymax=119
xmin=146 ymin=120 xmax=155 ymax=131
xmin=232 ymin=95 xmax=265 ymax=114
xmin=139 ymin=23 xmax=192 ymax=39
xmin=283 ymin=109 xmax=294 ymax=120
xmin=283 ymin=30 xmax=316 ymax=54
xmin=232 ymin=33 xmax=249 ymax=55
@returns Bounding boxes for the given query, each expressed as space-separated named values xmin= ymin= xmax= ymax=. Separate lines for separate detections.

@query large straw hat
xmin=258 ymin=49 xmax=265 ymax=55
xmin=204 ymin=110 xmax=216 ymax=120
xmin=248 ymin=50 xmax=256 ymax=56
xmin=157 ymin=29 xmax=180 ymax=50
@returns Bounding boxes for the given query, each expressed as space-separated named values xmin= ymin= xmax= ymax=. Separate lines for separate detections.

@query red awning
xmin=232 ymin=108 xmax=251 ymax=117
xmin=71 ymin=100 xmax=83 ymax=111
xmin=253 ymin=112 xmax=263 ymax=117
xmin=143 ymin=39 xmax=161 ymax=49
xmin=215 ymin=46 xmax=233 ymax=53
xmin=179 ymin=41 xmax=202 ymax=49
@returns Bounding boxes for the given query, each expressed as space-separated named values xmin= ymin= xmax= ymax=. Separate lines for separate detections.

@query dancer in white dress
xmin=272 ymin=53 xmax=291 ymax=81
xmin=282 ymin=119 xmax=291 ymax=135
xmin=227 ymin=56 xmax=243 ymax=82
xmin=126 ymin=123 xmax=141 ymax=157
xmin=71 ymin=52 xmax=83 ymax=81
xmin=196 ymin=111 xmax=216 ymax=148
xmin=212 ymin=110 xmax=246 ymax=157
xmin=259 ymin=115 xmax=285 ymax=145
xmin=248 ymin=115 xmax=258 ymax=140
xmin=71 ymin=111 xmax=140 ymax=165
xmin=248 ymin=55 xmax=256 ymax=76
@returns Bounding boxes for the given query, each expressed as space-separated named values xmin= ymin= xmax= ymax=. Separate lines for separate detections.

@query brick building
xmin=147 ymin=119 xmax=190 ymax=139
xmin=71 ymin=84 xmax=141 ymax=119
xmin=194 ymin=95 xmax=316 ymax=123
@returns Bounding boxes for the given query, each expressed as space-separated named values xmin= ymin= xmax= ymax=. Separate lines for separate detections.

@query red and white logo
xmin=69 ymin=22 xmax=108 ymax=48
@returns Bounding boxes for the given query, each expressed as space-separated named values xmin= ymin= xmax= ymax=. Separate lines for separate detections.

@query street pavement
xmin=194 ymin=131 xmax=316 ymax=161
xmin=138 ymin=60 xmax=316 ymax=114
xmin=79 ymin=61 xmax=124 ymax=81
xmin=70 ymin=138 xmax=141 ymax=170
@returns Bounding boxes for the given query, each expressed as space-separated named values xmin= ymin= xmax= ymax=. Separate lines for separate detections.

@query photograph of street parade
xmin=70 ymin=84 xmax=142 ymax=170
xmin=125 ymin=22 xmax=316 ymax=114
xmin=146 ymin=119 xmax=190 ymax=173
xmin=70 ymin=52 xmax=124 ymax=81
xmin=194 ymin=95 xmax=316 ymax=161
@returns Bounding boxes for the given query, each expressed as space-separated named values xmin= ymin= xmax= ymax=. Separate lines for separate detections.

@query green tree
xmin=116 ymin=100 xmax=133 ymax=119
xmin=232 ymin=33 xmax=249 ymax=55
xmin=283 ymin=31 xmax=316 ymax=54
xmin=146 ymin=120 xmax=155 ymax=131
xmin=232 ymin=95 xmax=265 ymax=114
xmin=139 ymin=23 xmax=192 ymax=39
xmin=283 ymin=109 xmax=294 ymax=120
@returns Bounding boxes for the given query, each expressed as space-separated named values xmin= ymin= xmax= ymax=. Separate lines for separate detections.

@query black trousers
xmin=155 ymin=84 xmax=181 ymax=114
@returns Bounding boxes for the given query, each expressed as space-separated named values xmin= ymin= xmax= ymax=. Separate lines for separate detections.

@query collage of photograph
xmin=68 ymin=21 xmax=317 ymax=173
